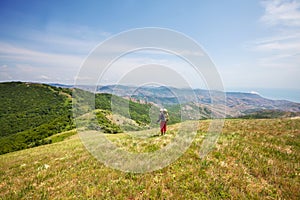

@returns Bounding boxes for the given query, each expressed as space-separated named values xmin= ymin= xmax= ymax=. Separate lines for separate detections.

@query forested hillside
xmin=0 ymin=82 xmax=73 ymax=137
xmin=0 ymin=82 xmax=162 ymax=154
xmin=0 ymin=82 xmax=74 ymax=154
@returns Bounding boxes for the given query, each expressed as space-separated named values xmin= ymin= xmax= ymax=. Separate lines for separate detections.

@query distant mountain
xmin=97 ymin=85 xmax=300 ymax=117
xmin=48 ymin=83 xmax=74 ymax=88
xmin=48 ymin=83 xmax=300 ymax=117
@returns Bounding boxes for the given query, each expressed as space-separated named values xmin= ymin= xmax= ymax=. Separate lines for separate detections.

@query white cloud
xmin=1 ymin=24 xmax=210 ymax=86
xmin=246 ymin=1 xmax=300 ymax=70
xmin=0 ymin=63 xmax=80 ymax=84
xmin=17 ymin=23 xmax=111 ymax=54
xmin=252 ymin=35 xmax=300 ymax=70
xmin=260 ymin=0 xmax=300 ymax=27
xmin=253 ymin=37 xmax=300 ymax=52
xmin=0 ymin=23 xmax=113 ymax=84
xmin=74 ymin=48 xmax=208 ymax=89
xmin=0 ymin=42 xmax=83 ymax=68
xmin=235 ymin=1 xmax=300 ymax=89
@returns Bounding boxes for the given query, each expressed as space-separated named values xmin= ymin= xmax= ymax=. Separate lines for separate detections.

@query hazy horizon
xmin=2 ymin=80 xmax=299 ymax=103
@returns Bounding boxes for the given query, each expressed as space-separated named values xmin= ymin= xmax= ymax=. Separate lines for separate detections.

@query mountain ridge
xmin=96 ymin=84 xmax=300 ymax=115
xmin=49 ymin=83 xmax=300 ymax=117
xmin=50 ymin=83 xmax=299 ymax=103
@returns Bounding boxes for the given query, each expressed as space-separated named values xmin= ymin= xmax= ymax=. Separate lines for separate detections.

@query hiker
xmin=157 ymin=108 xmax=169 ymax=135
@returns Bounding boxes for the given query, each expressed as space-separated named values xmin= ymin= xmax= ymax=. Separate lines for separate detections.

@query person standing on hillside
xmin=157 ymin=108 xmax=169 ymax=135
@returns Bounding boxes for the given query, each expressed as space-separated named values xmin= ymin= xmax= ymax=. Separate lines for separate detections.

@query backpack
xmin=164 ymin=111 xmax=169 ymax=121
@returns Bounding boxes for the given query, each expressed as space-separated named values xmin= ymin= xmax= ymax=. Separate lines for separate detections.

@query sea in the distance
xmin=228 ymin=88 xmax=300 ymax=103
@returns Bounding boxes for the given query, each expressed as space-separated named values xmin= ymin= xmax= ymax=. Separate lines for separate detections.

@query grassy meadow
xmin=0 ymin=118 xmax=299 ymax=199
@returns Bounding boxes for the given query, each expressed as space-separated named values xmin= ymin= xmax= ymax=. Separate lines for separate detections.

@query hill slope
xmin=0 ymin=82 xmax=73 ymax=137
xmin=0 ymin=82 xmax=74 ymax=154
xmin=0 ymin=118 xmax=299 ymax=199
xmin=0 ymin=82 xmax=158 ymax=154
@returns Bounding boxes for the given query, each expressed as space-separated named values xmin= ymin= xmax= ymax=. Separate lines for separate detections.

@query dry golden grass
xmin=0 ymin=118 xmax=299 ymax=199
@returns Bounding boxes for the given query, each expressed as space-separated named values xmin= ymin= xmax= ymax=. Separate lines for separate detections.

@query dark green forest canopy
xmin=0 ymin=82 xmax=74 ymax=154
xmin=0 ymin=82 xmax=163 ymax=154
xmin=0 ymin=82 xmax=72 ymax=137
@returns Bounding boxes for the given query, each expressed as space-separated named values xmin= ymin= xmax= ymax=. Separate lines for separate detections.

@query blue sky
xmin=0 ymin=0 xmax=299 ymax=101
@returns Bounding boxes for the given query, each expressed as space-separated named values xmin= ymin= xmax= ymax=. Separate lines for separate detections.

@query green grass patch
xmin=46 ymin=130 xmax=77 ymax=143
